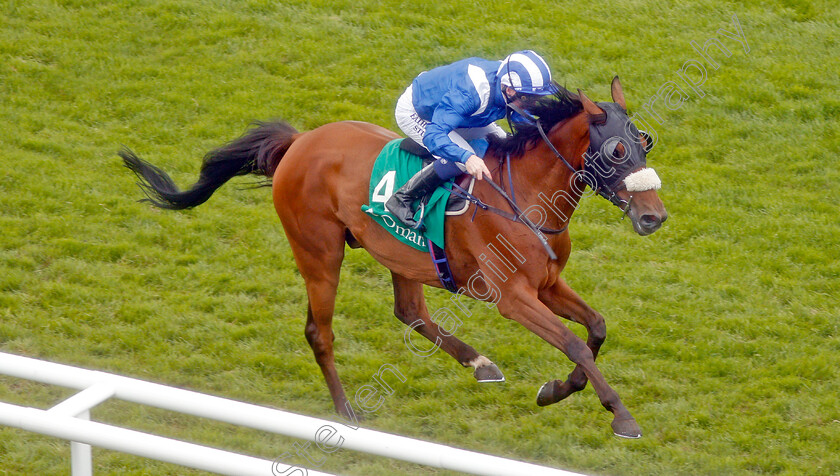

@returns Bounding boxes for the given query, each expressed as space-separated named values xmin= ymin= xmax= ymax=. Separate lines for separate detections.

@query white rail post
xmin=71 ymin=410 xmax=92 ymax=476
xmin=46 ymin=382 xmax=116 ymax=476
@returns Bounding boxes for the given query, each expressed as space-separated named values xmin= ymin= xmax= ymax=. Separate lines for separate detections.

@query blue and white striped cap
xmin=497 ymin=50 xmax=554 ymax=95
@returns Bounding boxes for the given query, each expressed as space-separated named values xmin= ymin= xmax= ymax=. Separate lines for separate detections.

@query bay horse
xmin=121 ymin=77 xmax=666 ymax=438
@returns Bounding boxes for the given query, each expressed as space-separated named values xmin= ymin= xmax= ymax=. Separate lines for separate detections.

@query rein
xmin=449 ymin=148 xmax=567 ymax=261
xmin=446 ymin=102 xmax=586 ymax=261
xmin=506 ymin=102 xmax=576 ymax=174
xmin=450 ymin=178 xmax=560 ymax=261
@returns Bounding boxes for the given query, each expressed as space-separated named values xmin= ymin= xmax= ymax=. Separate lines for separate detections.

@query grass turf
xmin=1 ymin=0 xmax=839 ymax=474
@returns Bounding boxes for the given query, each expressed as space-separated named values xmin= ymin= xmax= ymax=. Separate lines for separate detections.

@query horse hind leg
xmin=285 ymin=220 xmax=358 ymax=421
xmin=303 ymin=281 xmax=359 ymax=421
xmin=391 ymin=273 xmax=504 ymax=383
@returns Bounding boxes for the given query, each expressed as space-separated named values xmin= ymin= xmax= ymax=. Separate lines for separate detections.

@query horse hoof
xmin=536 ymin=380 xmax=560 ymax=407
xmin=474 ymin=363 xmax=505 ymax=382
xmin=611 ymin=417 xmax=642 ymax=439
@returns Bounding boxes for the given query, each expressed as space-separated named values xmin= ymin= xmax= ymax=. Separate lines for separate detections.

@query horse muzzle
xmin=621 ymin=168 xmax=667 ymax=236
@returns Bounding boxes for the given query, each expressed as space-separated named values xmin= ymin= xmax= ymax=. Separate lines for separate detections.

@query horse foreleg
xmin=499 ymin=294 xmax=641 ymax=438
xmin=391 ymin=273 xmax=504 ymax=382
xmin=536 ymin=278 xmax=606 ymax=406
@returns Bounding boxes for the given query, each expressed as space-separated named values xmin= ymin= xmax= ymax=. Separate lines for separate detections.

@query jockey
xmin=386 ymin=50 xmax=556 ymax=230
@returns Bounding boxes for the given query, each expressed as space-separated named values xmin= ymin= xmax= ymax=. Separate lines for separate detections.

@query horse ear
xmin=577 ymin=89 xmax=605 ymax=116
xmin=610 ymin=75 xmax=627 ymax=110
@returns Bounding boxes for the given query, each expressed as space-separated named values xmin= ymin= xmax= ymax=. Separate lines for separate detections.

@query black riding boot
xmin=385 ymin=163 xmax=446 ymax=231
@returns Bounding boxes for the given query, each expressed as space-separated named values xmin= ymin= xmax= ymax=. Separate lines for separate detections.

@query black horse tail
xmin=120 ymin=121 xmax=298 ymax=210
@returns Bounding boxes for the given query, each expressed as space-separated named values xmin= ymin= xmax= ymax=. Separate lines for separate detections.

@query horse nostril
xmin=640 ymin=214 xmax=660 ymax=229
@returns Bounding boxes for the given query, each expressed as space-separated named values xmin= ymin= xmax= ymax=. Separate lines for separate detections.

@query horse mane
xmin=488 ymin=85 xmax=584 ymax=158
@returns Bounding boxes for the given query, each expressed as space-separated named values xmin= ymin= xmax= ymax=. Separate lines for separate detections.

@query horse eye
xmin=639 ymin=130 xmax=654 ymax=154
xmin=613 ymin=142 xmax=626 ymax=159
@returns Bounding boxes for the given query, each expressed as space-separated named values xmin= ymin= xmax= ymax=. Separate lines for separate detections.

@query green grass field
xmin=1 ymin=1 xmax=839 ymax=474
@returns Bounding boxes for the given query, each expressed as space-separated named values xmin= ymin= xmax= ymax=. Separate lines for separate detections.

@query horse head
xmin=577 ymin=77 xmax=668 ymax=236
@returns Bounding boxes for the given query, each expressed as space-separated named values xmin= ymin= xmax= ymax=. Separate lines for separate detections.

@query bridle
xmin=455 ymin=93 xmax=658 ymax=260
xmin=505 ymin=99 xmax=654 ymax=217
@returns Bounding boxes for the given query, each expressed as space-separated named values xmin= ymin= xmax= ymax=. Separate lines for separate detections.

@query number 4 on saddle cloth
xmin=361 ymin=138 xmax=475 ymax=292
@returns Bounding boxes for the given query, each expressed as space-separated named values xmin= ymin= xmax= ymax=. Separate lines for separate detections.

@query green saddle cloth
xmin=361 ymin=139 xmax=450 ymax=251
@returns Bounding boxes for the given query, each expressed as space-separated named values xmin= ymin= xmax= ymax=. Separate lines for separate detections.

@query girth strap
xmin=428 ymin=241 xmax=458 ymax=293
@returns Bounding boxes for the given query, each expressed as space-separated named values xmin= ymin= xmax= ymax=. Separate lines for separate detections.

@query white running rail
xmin=0 ymin=351 xmax=583 ymax=476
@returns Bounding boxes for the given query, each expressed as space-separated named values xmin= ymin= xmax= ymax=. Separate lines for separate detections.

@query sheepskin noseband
xmin=624 ymin=168 xmax=661 ymax=192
